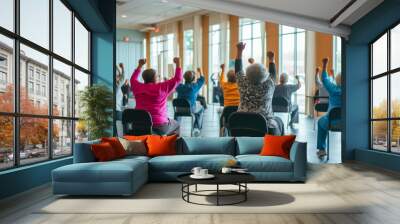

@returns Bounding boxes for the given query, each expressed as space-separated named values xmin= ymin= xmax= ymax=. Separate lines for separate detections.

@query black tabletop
xmin=177 ymin=173 xmax=255 ymax=185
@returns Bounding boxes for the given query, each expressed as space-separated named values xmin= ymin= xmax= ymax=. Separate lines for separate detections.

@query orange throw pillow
xmin=91 ymin=142 xmax=117 ymax=162
xmin=146 ymin=135 xmax=178 ymax=157
xmin=124 ymin=135 xmax=149 ymax=142
xmin=260 ymin=135 xmax=296 ymax=159
xmin=101 ymin=137 xmax=127 ymax=158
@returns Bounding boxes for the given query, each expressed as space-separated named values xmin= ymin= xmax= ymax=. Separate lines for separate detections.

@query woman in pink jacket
xmin=130 ymin=57 xmax=183 ymax=135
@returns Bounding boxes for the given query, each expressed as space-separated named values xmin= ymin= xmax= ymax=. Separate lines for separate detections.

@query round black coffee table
xmin=177 ymin=173 xmax=255 ymax=206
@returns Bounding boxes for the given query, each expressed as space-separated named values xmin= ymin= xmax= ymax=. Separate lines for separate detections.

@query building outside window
xmin=239 ymin=18 xmax=263 ymax=67
xmin=370 ymin=23 xmax=400 ymax=153
xmin=0 ymin=0 xmax=91 ymax=170
xmin=183 ymin=29 xmax=194 ymax=71
xmin=279 ymin=25 xmax=306 ymax=113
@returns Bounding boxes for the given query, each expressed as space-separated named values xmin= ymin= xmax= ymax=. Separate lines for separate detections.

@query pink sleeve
xmin=163 ymin=67 xmax=183 ymax=93
xmin=130 ymin=68 xmax=141 ymax=88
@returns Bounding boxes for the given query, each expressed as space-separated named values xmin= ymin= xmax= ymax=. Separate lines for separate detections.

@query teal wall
xmin=345 ymin=0 xmax=400 ymax=171
xmin=0 ymin=0 xmax=116 ymax=199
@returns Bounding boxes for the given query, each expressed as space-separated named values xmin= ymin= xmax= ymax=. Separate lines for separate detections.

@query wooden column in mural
xmin=229 ymin=15 xmax=239 ymax=60
xmin=315 ymin=32 xmax=333 ymax=70
xmin=201 ymin=14 xmax=209 ymax=84
xmin=265 ymin=22 xmax=279 ymax=71
xmin=178 ymin=21 xmax=184 ymax=60
xmin=145 ymin=31 xmax=151 ymax=68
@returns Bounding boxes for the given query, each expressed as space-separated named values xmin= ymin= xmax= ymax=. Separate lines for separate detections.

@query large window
xmin=279 ymin=25 xmax=306 ymax=113
xmin=209 ymin=24 xmax=221 ymax=78
xmin=333 ymin=36 xmax=342 ymax=75
xmin=239 ymin=18 xmax=263 ymax=67
xmin=149 ymin=34 xmax=175 ymax=79
xmin=370 ymin=23 xmax=400 ymax=153
xmin=0 ymin=0 xmax=91 ymax=170
xmin=183 ymin=29 xmax=194 ymax=71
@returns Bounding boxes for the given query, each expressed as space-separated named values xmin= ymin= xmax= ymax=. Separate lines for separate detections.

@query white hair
xmin=246 ymin=63 xmax=268 ymax=84
xmin=280 ymin=73 xmax=289 ymax=84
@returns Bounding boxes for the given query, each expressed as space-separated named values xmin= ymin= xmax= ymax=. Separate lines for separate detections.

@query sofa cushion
xmin=53 ymin=158 xmax=147 ymax=183
xmin=236 ymin=137 xmax=264 ymax=155
xmin=178 ymin=137 xmax=235 ymax=155
xmin=73 ymin=140 xmax=100 ymax=163
xmin=236 ymin=155 xmax=293 ymax=172
xmin=91 ymin=142 xmax=118 ymax=162
xmin=147 ymin=135 xmax=178 ymax=157
xmin=149 ymin=154 xmax=235 ymax=172
xmin=260 ymin=135 xmax=296 ymax=159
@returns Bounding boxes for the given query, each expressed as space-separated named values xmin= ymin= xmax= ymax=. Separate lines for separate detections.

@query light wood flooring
xmin=1 ymin=162 xmax=400 ymax=224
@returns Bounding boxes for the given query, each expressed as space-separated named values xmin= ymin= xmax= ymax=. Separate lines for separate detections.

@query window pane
xmin=391 ymin=24 xmax=400 ymax=70
xmin=53 ymin=119 xmax=72 ymax=157
xmin=282 ymin=25 xmax=295 ymax=34
xmin=75 ymin=120 xmax=88 ymax=143
xmin=20 ymin=117 xmax=49 ymax=165
xmin=20 ymin=0 xmax=49 ymax=49
xmin=241 ymin=25 xmax=251 ymax=40
xmin=372 ymin=121 xmax=388 ymax=151
xmin=0 ymin=35 xmax=14 ymax=112
xmin=391 ymin=72 xmax=400 ymax=118
xmin=0 ymin=0 xmax=14 ymax=31
xmin=391 ymin=120 xmax=400 ymax=153
xmin=372 ymin=77 xmax=387 ymax=119
xmin=252 ymin=23 xmax=261 ymax=38
xmin=74 ymin=69 xmax=89 ymax=118
xmin=253 ymin=38 xmax=262 ymax=63
xmin=372 ymin=33 xmax=387 ymax=76
xmin=281 ymin=34 xmax=295 ymax=75
xmin=183 ymin=30 xmax=193 ymax=71
xmin=0 ymin=116 xmax=14 ymax=170
xmin=53 ymin=0 xmax=72 ymax=60
xmin=20 ymin=44 xmax=49 ymax=115
xmin=297 ymin=32 xmax=306 ymax=76
xmin=75 ymin=18 xmax=89 ymax=70
xmin=53 ymin=59 xmax=72 ymax=117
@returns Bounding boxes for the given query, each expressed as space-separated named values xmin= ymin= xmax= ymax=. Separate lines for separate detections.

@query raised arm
xmin=267 ymin=51 xmax=277 ymax=83
xmin=164 ymin=57 xmax=183 ymax=93
xmin=130 ymin=59 xmax=146 ymax=87
xmin=219 ymin=64 xmax=226 ymax=84
xmin=235 ymin=42 xmax=245 ymax=75
xmin=321 ymin=58 xmax=338 ymax=94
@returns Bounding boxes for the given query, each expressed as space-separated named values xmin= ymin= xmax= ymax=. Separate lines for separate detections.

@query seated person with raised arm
xmin=219 ymin=64 xmax=240 ymax=107
xmin=195 ymin=68 xmax=208 ymax=110
xmin=273 ymin=73 xmax=301 ymax=128
xmin=235 ymin=42 xmax=284 ymax=136
xmin=176 ymin=69 xmax=205 ymax=137
xmin=315 ymin=67 xmax=329 ymax=105
xmin=130 ymin=58 xmax=183 ymax=135
xmin=316 ymin=58 xmax=342 ymax=158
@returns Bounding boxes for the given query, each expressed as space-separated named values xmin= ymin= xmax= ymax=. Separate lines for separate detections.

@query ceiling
xmin=117 ymin=0 xmax=384 ymax=36
xmin=116 ymin=0 xmax=200 ymax=29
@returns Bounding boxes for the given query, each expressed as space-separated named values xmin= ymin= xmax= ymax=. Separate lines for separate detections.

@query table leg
xmin=195 ymin=184 xmax=198 ymax=192
xmin=245 ymin=183 xmax=248 ymax=201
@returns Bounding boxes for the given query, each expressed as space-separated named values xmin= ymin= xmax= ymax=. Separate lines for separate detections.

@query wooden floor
xmin=1 ymin=162 xmax=400 ymax=224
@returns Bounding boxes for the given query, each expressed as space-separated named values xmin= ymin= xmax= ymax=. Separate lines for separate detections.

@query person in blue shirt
xmin=317 ymin=58 xmax=342 ymax=158
xmin=176 ymin=68 xmax=206 ymax=136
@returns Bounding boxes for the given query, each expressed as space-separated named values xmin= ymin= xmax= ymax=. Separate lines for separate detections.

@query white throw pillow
xmin=118 ymin=138 xmax=147 ymax=156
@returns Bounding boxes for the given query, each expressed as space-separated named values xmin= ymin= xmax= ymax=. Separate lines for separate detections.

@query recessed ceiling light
xmin=161 ymin=0 xmax=168 ymax=3
xmin=121 ymin=14 xmax=127 ymax=18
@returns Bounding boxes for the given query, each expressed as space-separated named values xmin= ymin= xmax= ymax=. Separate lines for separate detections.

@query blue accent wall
xmin=345 ymin=0 xmax=400 ymax=171
xmin=0 ymin=0 xmax=116 ymax=200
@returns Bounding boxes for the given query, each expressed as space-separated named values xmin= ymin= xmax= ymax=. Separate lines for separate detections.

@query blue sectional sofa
xmin=52 ymin=137 xmax=307 ymax=196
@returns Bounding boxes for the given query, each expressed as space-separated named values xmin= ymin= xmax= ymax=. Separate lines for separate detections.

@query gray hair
xmin=246 ymin=63 xmax=268 ymax=84
xmin=280 ymin=73 xmax=289 ymax=84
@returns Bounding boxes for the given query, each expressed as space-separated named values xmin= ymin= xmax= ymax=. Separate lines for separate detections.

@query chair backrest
xmin=122 ymin=109 xmax=153 ymax=136
xmin=228 ymin=112 xmax=267 ymax=137
xmin=220 ymin=106 xmax=239 ymax=128
xmin=328 ymin=107 xmax=341 ymax=131
xmin=172 ymin=98 xmax=192 ymax=117
xmin=315 ymin=103 xmax=329 ymax=112
xmin=272 ymin=96 xmax=291 ymax=113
